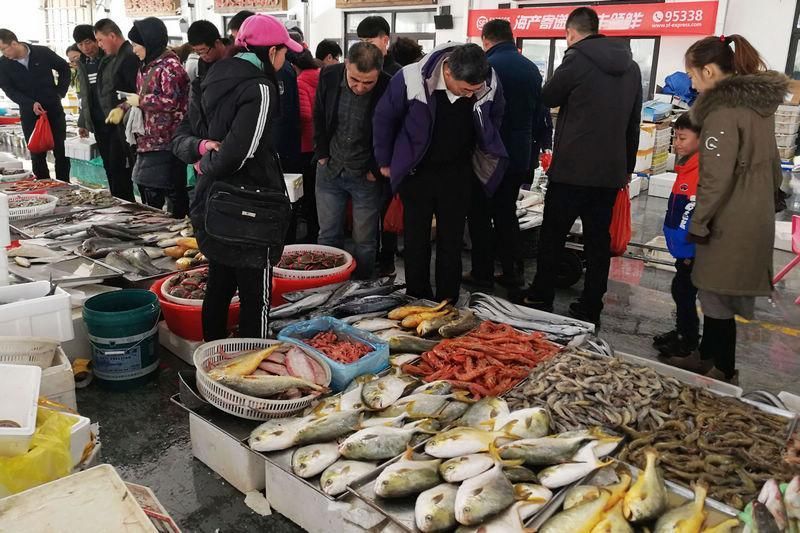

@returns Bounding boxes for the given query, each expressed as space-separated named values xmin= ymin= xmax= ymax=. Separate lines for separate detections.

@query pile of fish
xmin=306 ymin=330 xmax=372 ymax=364
xmin=268 ymin=277 xmax=408 ymax=332
xmin=539 ymin=451 xmax=741 ymax=533
xmin=103 ymin=248 xmax=165 ymax=277
xmin=469 ymin=293 xmax=595 ymax=343
xmin=739 ymin=476 xmax=799 ymax=532
xmin=7 ymin=242 xmax=75 ymax=268
xmin=205 ymin=344 xmax=328 ymax=400
xmin=352 ymin=301 xmax=482 ymax=344
xmin=249 ymin=372 xmax=479 ymax=496
xmin=618 ymin=386 xmax=798 ymax=509
xmin=370 ymin=400 xmax=623 ymax=532
xmin=507 ymin=351 xmax=684 ymax=433
xmin=277 ymin=250 xmax=347 ymax=271
xmin=402 ymin=322 xmax=560 ymax=398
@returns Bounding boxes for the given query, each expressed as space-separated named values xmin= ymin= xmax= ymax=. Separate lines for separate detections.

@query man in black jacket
xmin=466 ymin=19 xmax=543 ymax=290
xmin=0 ymin=29 xmax=71 ymax=182
xmin=518 ymin=8 xmax=642 ymax=325
xmin=314 ymin=42 xmax=389 ymax=280
xmin=93 ymin=18 xmax=139 ymax=201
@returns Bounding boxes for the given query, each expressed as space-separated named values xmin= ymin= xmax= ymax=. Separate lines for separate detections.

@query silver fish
xmin=539 ymin=490 xmax=611 ymax=533
xmin=291 ymin=442 xmax=340 ymax=479
xmin=440 ymin=454 xmax=494 ymax=483
xmin=425 ymin=427 xmax=515 ymax=459
xmin=416 ymin=483 xmax=459 ymax=533
xmin=7 ymin=243 xmax=64 ymax=259
xmin=13 ymin=257 xmax=30 ymax=268
xmin=339 ymin=419 xmax=436 ymax=461
xmin=320 ymin=460 xmax=376 ymax=496
xmin=456 ymin=484 xmax=553 ymax=533
xmin=353 ymin=318 xmax=401 ymax=332
xmin=361 ymin=372 xmax=417 ymax=410
xmin=121 ymin=247 xmax=162 ymax=276
xmin=459 ymin=397 xmax=510 ymax=429
xmin=249 ymin=415 xmax=315 ymax=452
xmin=493 ymin=407 xmax=550 ymax=440
xmin=42 ymin=222 xmax=93 ymax=238
xmin=498 ymin=435 xmax=592 ymax=466
xmin=374 ymin=449 xmax=442 ymax=498
xmin=294 ymin=410 xmax=361 ymax=446
xmin=437 ymin=401 xmax=471 ymax=425
xmin=103 ymin=250 xmax=137 ymax=273
xmin=413 ymin=380 xmax=453 ymax=395
xmin=270 ymin=292 xmax=332 ymax=319
xmin=538 ymin=442 xmax=611 ymax=489
xmin=282 ymin=283 xmax=343 ymax=303
xmin=376 ymin=328 xmax=413 ymax=341
xmin=455 ymin=463 xmax=515 ymax=526
xmin=217 ymin=374 xmax=325 ymax=399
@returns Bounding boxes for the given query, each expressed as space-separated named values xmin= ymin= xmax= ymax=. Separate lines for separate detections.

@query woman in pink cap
xmin=173 ymin=14 xmax=303 ymax=341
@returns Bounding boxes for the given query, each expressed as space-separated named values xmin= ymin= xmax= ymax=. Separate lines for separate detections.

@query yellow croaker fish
xmin=540 ymin=490 xmax=611 ymax=533
xmin=388 ymin=300 xmax=448 ymax=320
xmin=700 ymin=518 xmax=741 ymax=533
xmin=401 ymin=309 xmax=452 ymax=329
xmin=590 ymin=501 xmax=633 ymax=533
xmin=623 ymin=449 xmax=668 ymax=523
xmin=653 ymin=482 xmax=708 ymax=533
xmin=208 ymin=345 xmax=281 ymax=379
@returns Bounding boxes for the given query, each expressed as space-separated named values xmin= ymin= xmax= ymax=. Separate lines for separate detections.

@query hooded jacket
xmin=663 ymin=152 xmax=699 ymax=260
xmin=372 ymin=42 xmax=508 ymax=194
xmin=688 ymin=71 xmax=787 ymax=296
xmin=486 ymin=40 xmax=543 ymax=174
xmin=129 ymin=19 xmax=189 ymax=153
xmin=543 ymin=35 xmax=642 ymax=189
xmin=173 ymin=53 xmax=283 ymax=268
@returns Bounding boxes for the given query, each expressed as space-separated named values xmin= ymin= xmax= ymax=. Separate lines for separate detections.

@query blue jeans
xmin=315 ymin=163 xmax=381 ymax=279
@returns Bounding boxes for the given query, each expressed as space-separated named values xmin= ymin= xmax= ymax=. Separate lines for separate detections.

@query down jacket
xmin=297 ymin=68 xmax=320 ymax=154
xmin=688 ymin=71 xmax=788 ymax=296
xmin=133 ymin=51 xmax=189 ymax=153
xmin=372 ymin=42 xmax=508 ymax=195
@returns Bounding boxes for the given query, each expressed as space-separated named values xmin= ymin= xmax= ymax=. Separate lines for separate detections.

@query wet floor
xmin=75 ymin=194 xmax=800 ymax=532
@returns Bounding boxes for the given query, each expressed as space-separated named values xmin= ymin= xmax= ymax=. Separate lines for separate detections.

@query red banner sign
xmin=468 ymin=1 xmax=718 ymax=38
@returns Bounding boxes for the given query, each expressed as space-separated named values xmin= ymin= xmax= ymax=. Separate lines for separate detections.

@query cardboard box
xmin=642 ymin=100 xmax=673 ymax=122
xmin=639 ymin=123 xmax=656 ymax=151
xmin=635 ymin=148 xmax=653 ymax=173
xmin=785 ymin=81 xmax=800 ymax=106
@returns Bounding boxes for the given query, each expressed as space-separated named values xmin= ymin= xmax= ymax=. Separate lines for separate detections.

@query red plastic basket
xmin=150 ymin=276 xmax=240 ymax=341
xmin=271 ymin=260 xmax=356 ymax=305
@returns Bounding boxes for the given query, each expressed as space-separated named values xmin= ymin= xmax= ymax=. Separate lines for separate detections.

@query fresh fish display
xmin=401 ymin=308 xmax=453 ymax=329
xmin=506 ymin=351 xmax=684 ymax=433
xmin=389 ymin=335 xmax=440 ymax=354
xmin=361 ymin=372 xmax=417 ymax=410
xmin=331 ymin=295 xmax=408 ymax=319
xmin=499 ymin=435 xmax=591 ymax=466
xmin=403 ymin=322 xmax=560 ymax=398
xmin=622 ymin=450 xmax=668 ymax=523
xmin=249 ymin=416 xmax=316 ymax=452
xmin=454 ymin=462 xmax=515 ymax=526
xmin=618 ymin=386 xmax=795 ymax=509
xmin=503 ymin=465 xmax=539 ymax=483
xmin=7 ymin=243 xmax=66 ymax=259
xmin=13 ymin=257 xmax=30 ymax=267
xmin=413 ymin=380 xmax=452 ymax=395
xmin=121 ymin=247 xmax=162 ymax=276
xmin=282 ymin=282 xmax=344 ymax=303
xmin=591 ymin=501 xmax=632 ymax=533
xmin=455 ymin=484 xmax=552 ymax=533
xmin=417 ymin=311 xmax=459 ymax=337
xmin=78 ymin=237 xmax=137 ymax=258
xmin=374 ymin=448 xmax=442 ymax=498
xmin=425 ymin=427 xmax=514 ymax=459
xmin=41 ymin=222 xmax=94 ymax=239
xmin=415 ymin=483 xmax=459 ymax=533
xmin=339 ymin=419 xmax=436 ymax=461
xmin=493 ymin=407 xmax=550 ymax=440
xmin=215 ymin=374 xmax=325 ymax=399
xmin=375 ymin=328 xmax=413 ymax=341
xmin=388 ymin=301 xmax=449 ymax=320
xmin=294 ymin=410 xmax=362 ymax=446
xmin=458 ymin=397 xmax=510 ymax=429
xmin=340 ymin=311 xmax=389 ymax=325
xmin=653 ymin=482 xmax=708 ymax=533
xmin=321 ymin=460 xmax=376 ymax=496
xmin=438 ymin=401 xmax=472 ymax=425
xmin=291 ymin=443 xmax=341 ymax=479
xmin=88 ymin=223 xmax=141 ymax=240
xmin=438 ymin=309 xmax=482 ymax=339
xmin=537 ymin=442 xmax=612 ymax=489
xmin=352 ymin=318 xmax=401 ymax=332
xmin=469 ymin=292 xmax=594 ymax=342
xmin=208 ymin=347 xmax=279 ymax=379
xmin=437 ymin=454 xmax=493 ymax=485
xmin=270 ymin=292 xmax=332 ymax=319
xmin=540 ymin=490 xmax=611 ymax=533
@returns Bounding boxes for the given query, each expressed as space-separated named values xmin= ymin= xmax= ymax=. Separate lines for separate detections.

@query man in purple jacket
xmin=373 ymin=43 xmax=508 ymax=301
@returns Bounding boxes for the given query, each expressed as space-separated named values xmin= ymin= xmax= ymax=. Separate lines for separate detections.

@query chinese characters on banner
xmin=467 ymin=1 xmax=718 ymax=38
xmin=124 ymin=0 xmax=179 ymax=16
xmin=213 ymin=0 xmax=288 ymax=12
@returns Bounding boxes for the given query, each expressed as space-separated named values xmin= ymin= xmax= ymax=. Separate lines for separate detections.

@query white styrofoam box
xmin=779 ymin=145 xmax=797 ymax=160
xmin=0 ymin=465 xmax=152 ymax=531
xmin=775 ymin=220 xmax=794 ymax=252
xmin=777 ymin=104 xmax=800 ymax=118
xmin=776 ymin=121 xmax=800 ymax=135
xmin=158 ymin=321 xmax=202 ymax=366
xmin=40 ymin=347 xmax=76 ymax=410
xmin=629 ymin=176 xmax=642 ymax=198
xmin=284 ymin=173 xmax=304 ymax=203
xmin=639 ymin=175 xmax=649 ymax=191
xmin=189 ymin=413 xmax=266 ymax=494
xmin=638 ymin=123 xmax=656 ymax=151
xmin=0 ymin=281 xmax=74 ymax=342
xmin=45 ymin=409 xmax=91 ymax=467
xmin=61 ymin=309 xmax=90 ymax=363
xmin=648 ymin=172 xmax=677 ymax=199
xmin=776 ymin=132 xmax=798 ymax=148
xmin=635 ymin=149 xmax=653 ymax=173
xmin=76 ymin=441 xmax=101 ymax=472
xmin=64 ymin=137 xmax=97 ymax=161
xmin=0 ymin=364 xmax=41 ymax=457
xmin=667 ymin=152 xmax=677 ymax=171
xmin=64 ymin=284 xmax=120 ymax=309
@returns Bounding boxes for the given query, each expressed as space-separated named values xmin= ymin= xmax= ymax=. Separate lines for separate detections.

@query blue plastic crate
xmin=278 ymin=317 xmax=389 ymax=392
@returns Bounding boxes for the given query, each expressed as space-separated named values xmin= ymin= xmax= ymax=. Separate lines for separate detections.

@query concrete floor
xmin=75 ymin=193 xmax=800 ymax=532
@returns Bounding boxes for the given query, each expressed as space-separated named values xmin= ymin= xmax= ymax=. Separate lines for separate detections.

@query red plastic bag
xmin=27 ymin=113 xmax=54 ymax=153
xmin=609 ymin=186 xmax=631 ymax=257
xmin=383 ymin=194 xmax=404 ymax=234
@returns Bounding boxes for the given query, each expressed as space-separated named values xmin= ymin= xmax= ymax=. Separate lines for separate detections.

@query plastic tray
xmin=776 ymin=120 xmax=800 ymax=134
xmin=193 ymin=338 xmax=332 ymax=420
xmin=0 ymin=336 xmax=59 ymax=369
xmin=8 ymin=194 xmax=58 ymax=220
xmin=776 ymin=132 xmax=798 ymax=148
xmin=0 ymin=364 xmax=41 ymax=456
xmin=278 ymin=317 xmax=390 ymax=392
xmin=0 ymin=281 xmax=74 ymax=342
xmin=273 ymin=244 xmax=354 ymax=280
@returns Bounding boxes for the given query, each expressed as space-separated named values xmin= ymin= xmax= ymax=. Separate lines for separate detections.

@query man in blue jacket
xmin=373 ymin=43 xmax=507 ymax=301
xmin=465 ymin=19 xmax=543 ymax=290
xmin=0 ymin=29 xmax=71 ymax=182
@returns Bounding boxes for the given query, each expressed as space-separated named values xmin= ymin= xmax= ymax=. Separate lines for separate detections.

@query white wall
xmin=723 ymin=0 xmax=795 ymax=71
xmin=0 ymin=1 xmax=47 ymax=44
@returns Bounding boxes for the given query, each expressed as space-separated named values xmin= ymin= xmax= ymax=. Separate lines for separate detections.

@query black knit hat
xmin=73 ymin=24 xmax=96 ymax=43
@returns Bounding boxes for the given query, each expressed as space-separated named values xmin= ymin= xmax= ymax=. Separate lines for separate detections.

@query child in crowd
xmin=654 ymin=113 xmax=701 ymax=358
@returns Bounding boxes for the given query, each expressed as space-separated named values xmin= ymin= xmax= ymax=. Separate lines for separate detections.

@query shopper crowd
xmin=0 ymin=7 xmax=788 ymax=384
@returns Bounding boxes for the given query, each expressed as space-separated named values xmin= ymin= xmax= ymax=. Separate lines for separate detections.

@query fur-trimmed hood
xmin=690 ymin=70 xmax=788 ymax=125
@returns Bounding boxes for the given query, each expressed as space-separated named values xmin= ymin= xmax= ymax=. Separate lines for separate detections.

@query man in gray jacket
xmin=92 ymin=18 xmax=138 ymax=201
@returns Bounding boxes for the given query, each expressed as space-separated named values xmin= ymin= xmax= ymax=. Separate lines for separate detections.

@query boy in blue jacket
xmin=655 ymin=113 xmax=701 ymax=359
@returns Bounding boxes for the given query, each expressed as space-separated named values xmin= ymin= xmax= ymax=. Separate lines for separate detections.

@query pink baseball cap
xmin=235 ymin=14 xmax=303 ymax=53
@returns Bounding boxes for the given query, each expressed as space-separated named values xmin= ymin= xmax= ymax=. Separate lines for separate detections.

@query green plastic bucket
xmin=83 ymin=290 xmax=161 ymax=390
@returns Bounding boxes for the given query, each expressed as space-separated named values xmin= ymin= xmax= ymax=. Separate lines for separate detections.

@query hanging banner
xmin=467 ymin=1 xmax=718 ymax=38
xmin=124 ymin=0 xmax=179 ymax=16
xmin=214 ymin=0 xmax=288 ymax=13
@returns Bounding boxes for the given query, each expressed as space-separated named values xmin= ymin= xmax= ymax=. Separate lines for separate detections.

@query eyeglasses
xmin=192 ymin=46 xmax=211 ymax=57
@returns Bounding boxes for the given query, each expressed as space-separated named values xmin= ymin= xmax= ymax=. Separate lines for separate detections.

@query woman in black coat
xmin=173 ymin=14 xmax=302 ymax=340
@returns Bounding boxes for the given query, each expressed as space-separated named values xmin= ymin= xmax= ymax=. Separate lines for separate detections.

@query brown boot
xmin=657 ymin=350 xmax=713 ymax=374
xmin=704 ymin=367 xmax=739 ymax=386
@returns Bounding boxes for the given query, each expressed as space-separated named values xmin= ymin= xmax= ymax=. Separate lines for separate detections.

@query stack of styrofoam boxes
xmin=64 ymin=137 xmax=98 ymax=161
xmin=648 ymin=172 xmax=678 ymax=199
xmin=41 ymin=347 xmax=77 ymax=410
xmin=651 ymin=118 xmax=672 ymax=175
xmin=775 ymin=104 xmax=800 ymax=160
xmin=635 ymin=123 xmax=656 ymax=173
